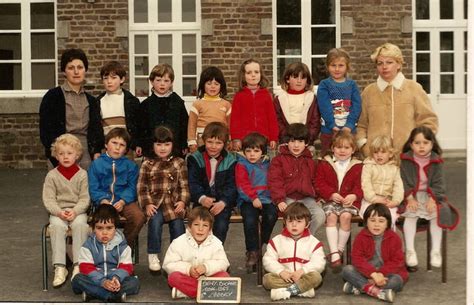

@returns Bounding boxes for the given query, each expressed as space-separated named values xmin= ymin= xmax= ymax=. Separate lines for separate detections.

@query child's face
xmin=151 ymin=74 xmax=173 ymax=95
xmin=102 ymin=73 xmax=125 ymax=93
xmin=205 ymin=137 xmax=225 ymax=158
xmin=285 ymin=217 xmax=308 ymax=238
xmin=410 ymin=133 xmax=433 ymax=158
xmin=287 ymin=139 xmax=306 ymax=157
xmin=105 ymin=137 xmax=127 ymax=159
xmin=244 ymin=147 xmax=263 ymax=164
xmin=204 ymin=79 xmax=221 ymax=97
xmin=94 ymin=220 xmax=116 ymax=244
xmin=332 ymin=140 xmax=355 ymax=161
xmin=328 ymin=57 xmax=348 ymax=82
xmin=56 ymin=144 xmax=80 ymax=168
xmin=63 ymin=59 xmax=86 ymax=87
xmin=189 ymin=218 xmax=211 ymax=245
xmin=373 ymin=149 xmax=392 ymax=165
xmin=244 ymin=62 xmax=261 ymax=88
xmin=287 ymin=73 xmax=307 ymax=91
xmin=154 ymin=141 xmax=173 ymax=160
xmin=367 ymin=213 xmax=388 ymax=236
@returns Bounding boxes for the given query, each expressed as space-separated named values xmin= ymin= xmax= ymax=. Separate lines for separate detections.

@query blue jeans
xmin=147 ymin=208 xmax=185 ymax=253
xmin=71 ymin=273 xmax=140 ymax=301
xmin=342 ymin=265 xmax=404 ymax=292
xmin=240 ymin=202 xmax=278 ymax=251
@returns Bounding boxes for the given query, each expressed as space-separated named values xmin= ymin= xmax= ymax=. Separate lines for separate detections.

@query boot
xmin=245 ymin=251 xmax=259 ymax=273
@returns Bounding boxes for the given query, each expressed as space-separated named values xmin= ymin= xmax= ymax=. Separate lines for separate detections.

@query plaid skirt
xmin=322 ymin=201 xmax=358 ymax=216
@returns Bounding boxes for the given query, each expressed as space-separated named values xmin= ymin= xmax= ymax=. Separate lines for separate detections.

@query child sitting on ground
xmin=162 ymin=206 xmax=230 ymax=299
xmin=42 ymin=134 xmax=90 ymax=287
xmin=262 ymin=202 xmax=326 ymax=301
xmin=72 ymin=204 xmax=140 ymax=302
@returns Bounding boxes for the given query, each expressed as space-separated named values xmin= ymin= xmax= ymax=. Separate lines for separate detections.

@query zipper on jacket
xmin=110 ymin=160 xmax=116 ymax=203
xmin=103 ymin=244 xmax=108 ymax=276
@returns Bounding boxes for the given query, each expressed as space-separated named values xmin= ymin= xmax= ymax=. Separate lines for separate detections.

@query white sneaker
xmin=270 ymin=288 xmax=291 ymax=301
xmin=343 ymin=282 xmax=361 ymax=295
xmin=171 ymin=287 xmax=188 ymax=299
xmin=53 ymin=266 xmax=68 ymax=287
xmin=148 ymin=254 xmax=161 ymax=271
xmin=298 ymin=288 xmax=315 ymax=298
xmin=430 ymin=250 xmax=442 ymax=268
xmin=405 ymin=250 xmax=418 ymax=267
xmin=71 ymin=265 xmax=80 ymax=281
xmin=378 ymin=289 xmax=395 ymax=303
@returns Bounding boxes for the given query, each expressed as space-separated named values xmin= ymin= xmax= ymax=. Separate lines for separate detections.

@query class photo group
xmin=38 ymin=43 xmax=459 ymax=303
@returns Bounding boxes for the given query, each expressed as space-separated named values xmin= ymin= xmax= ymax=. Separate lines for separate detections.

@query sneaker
xmin=298 ymin=288 xmax=315 ymax=298
xmin=52 ymin=266 xmax=68 ymax=287
xmin=71 ymin=265 xmax=80 ymax=280
xmin=120 ymin=292 xmax=127 ymax=302
xmin=82 ymin=291 xmax=91 ymax=302
xmin=378 ymin=289 xmax=395 ymax=303
xmin=148 ymin=254 xmax=161 ymax=271
xmin=171 ymin=287 xmax=188 ymax=299
xmin=405 ymin=250 xmax=418 ymax=267
xmin=343 ymin=282 xmax=361 ymax=295
xmin=430 ymin=250 xmax=442 ymax=268
xmin=270 ymin=288 xmax=291 ymax=301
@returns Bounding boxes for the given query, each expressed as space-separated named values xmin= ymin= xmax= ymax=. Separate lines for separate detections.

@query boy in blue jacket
xmin=88 ymin=128 xmax=146 ymax=246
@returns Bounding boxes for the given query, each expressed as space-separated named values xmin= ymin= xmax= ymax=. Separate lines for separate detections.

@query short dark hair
xmin=242 ymin=132 xmax=268 ymax=155
xmin=363 ymin=203 xmax=392 ymax=229
xmin=60 ymin=48 xmax=88 ymax=72
xmin=197 ymin=66 xmax=227 ymax=98
xmin=105 ymin=128 xmax=131 ymax=149
xmin=286 ymin=123 xmax=309 ymax=144
xmin=100 ymin=61 xmax=126 ymax=79
xmin=201 ymin=122 xmax=229 ymax=143
xmin=402 ymin=126 xmax=442 ymax=156
xmin=280 ymin=62 xmax=313 ymax=91
xmin=187 ymin=206 xmax=214 ymax=228
xmin=91 ymin=204 xmax=120 ymax=228
xmin=284 ymin=202 xmax=311 ymax=226
xmin=144 ymin=126 xmax=176 ymax=159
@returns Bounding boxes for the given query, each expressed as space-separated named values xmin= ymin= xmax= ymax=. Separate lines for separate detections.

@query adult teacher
xmin=356 ymin=43 xmax=438 ymax=157
xmin=40 ymin=48 xmax=104 ymax=169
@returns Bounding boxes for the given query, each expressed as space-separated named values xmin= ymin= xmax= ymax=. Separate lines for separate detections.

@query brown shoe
xmin=246 ymin=251 xmax=259 ymax=269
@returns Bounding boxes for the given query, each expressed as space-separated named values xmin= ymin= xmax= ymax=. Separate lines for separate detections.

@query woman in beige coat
xmin=356 ymin=43 xmax=438 ymax=157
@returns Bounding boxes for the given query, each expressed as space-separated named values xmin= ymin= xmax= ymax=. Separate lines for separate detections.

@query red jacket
xmin=352 ymin=228 xmax=409 ymax=282
xmin=268 ymin=145 xmax=317 ymax=204
xmin=230 ymin=87 xmax=279 ymax=142
xmin=315 ymin=156 xmax=363 ymax=209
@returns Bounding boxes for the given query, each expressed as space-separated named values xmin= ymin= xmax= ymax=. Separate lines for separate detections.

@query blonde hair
xmin=369 ymin=135 xmax=395 ymax=157
xmin=326 ymin=48 xmax=351 ymax=72
xmin=280 ymin=62 xmax=313 ymax=92
xmin=370 ymin=43 xmax=405 ymax=67
xmin=51 ymin=134 xmax=83 ymax=159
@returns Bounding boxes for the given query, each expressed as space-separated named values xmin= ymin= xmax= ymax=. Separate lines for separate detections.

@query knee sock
xmin=430 ymin=218 xmax=442 ymax=252
xmin=326 ymin=226 xmax=339 ymax=261
xmin=286 ymin=283 xmax=301 ymax=296
xmin=403 ymin=217 xmax=418 ymax=252
xmin=337 ymin=229 xmax=351 ymax=253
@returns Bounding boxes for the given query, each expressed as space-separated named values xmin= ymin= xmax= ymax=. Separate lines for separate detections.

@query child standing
xmin=137 ymin=126 xmax=190 ymax=272
xmin=273 ymin=62 xmax=320 ymax=148
xmin=235 ymin=132 xmax=278 ymax=272
xmin=72 ymin=204 xmax=140 ymax=302
xmin=140 ymin=63 xmax=189 ymax=158
xmin=162 ymin=206 xmax=230 ymax=299
xmin=187 ymin=66 xmax=232 ymax=153
xmin=317 ymin=48 xmax=361 ymax=156
xmin=342 ymin=203 xmax=408 ymax=303
xmin=230 ymin=59 xmax=279 ymax=152
xmin=315 ymin=131 xmax=363 ymax=269
xmin=361 ymin=135 xmax=403 ymax=228
xmin=88 ymin=128 xmax=146 ymax=246
xmin=97 ymin=61 xmax=142 ymax=156
xmin=267 ymin=123 xmax=325 ymax=236
xmin=262 ymin=202 xmax=325 ymax=301
xmin=42 ymin=134 xmax=90 ymax=287
xmin=187 ymin=122 xmax=237 ymax=243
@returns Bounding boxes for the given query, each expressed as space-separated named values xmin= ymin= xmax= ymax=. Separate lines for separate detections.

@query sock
xmin=286 ymin=283 xmax=301 ymax=296
xmin=430 ymin=218 xmax=442 ymax=252
xmin=403 ymin=217 xmax=418 ymax=251
xmin=326 ymin=226 xmax=339 ymax=261
xmin=363 ymin=283 xmax=380 ymax=297
xmin=337 ymin=229 xmax=351 ymax=253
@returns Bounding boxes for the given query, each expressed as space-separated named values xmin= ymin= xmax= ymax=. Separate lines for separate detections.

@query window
xmin=272 ymin=0 xmax=339 ymax=87
xmin=0 ymin=0 xmax=56 ymax=94
xmin=129 ymin=0 xmax=201 ymax=100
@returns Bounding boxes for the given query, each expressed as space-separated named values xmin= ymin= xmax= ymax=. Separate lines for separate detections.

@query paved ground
xmin=0 ymin=158 xmax=466 ymax=304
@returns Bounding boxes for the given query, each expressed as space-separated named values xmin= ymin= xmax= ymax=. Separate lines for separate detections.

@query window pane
xmin=182 ymin=34 xmax=196 ymax=53
xmin=440 ymin=32 xmax=453 ymax=50
xmin=0 ymin=4 xmax=20 ymax=30
xmin=415 ymin=0 xmax=429 ymax=19
xmin=158 ymin=34 xmax=172 ymax=53
xmin=440 ymin=53 xmax=453 ymax=72
xmin=416 ymin=75 xmax=430 ymax=93
xmin=416 ymin=32 xmax=430 ymax=50
xmin=440 ymin=75 xmax=454 ymax=93
xmin=440 ymin=0 xmax=453 ymax=19
xmin=183 ymin=77 xmax=197 ymax=96
xmin=277 ymin=58 xmax=300 ymax=84
xmin=31 ymin=3 xmax=54 ymax=29
xmin=158 ymin=0 xmax=172 ymax=22
xmin=134 ymin=35 xmax=148 ymax=54
xmin=416 ymin=54 xmax=430 ymax=72
xmin=31 ymin=33 xmax=55 ymax=59
xmin=0 ymin=34 xmax=21 ymax=59
xmin=32 ymin=63 xmax=55 ymax=89
xmin=135 ymin=78 xmax=149 ymax=97
xmin=277 ymin=28 xmax=301 ymax=55
xmin=135 ymin=56 xmax=149 ymax=75
xmin=182 ymin=56 xmax=196 ymax=75
xmin=311 ymin=0 xmax=335 ymax=24
xmin=277 ymin=0 xmax=300 ymax=25
xmin=182 ymin=0 xmax=196 ymax=22
xmin=134 ymin=0 xmax=148 ymax=23
xmin=312 ymin=27 xmax=335 ymax=55
xmin=158 ymin=56 xmax=172 ymax=65
xmin=312 ymin=57 xmax=327 ymax=85
xmin=0 ymin=63 xmax=21 ymax=90
xmin=464 ymin=31 xmax=467 ymax=50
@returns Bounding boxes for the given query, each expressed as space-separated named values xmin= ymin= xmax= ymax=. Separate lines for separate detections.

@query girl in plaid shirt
xmin=137 ymin=126 xmax=190 ymax=272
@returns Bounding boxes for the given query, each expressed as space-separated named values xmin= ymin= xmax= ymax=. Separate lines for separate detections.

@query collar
xmin=287 ymin=89 xmax=306 ymax=95
xmin=57 ymin=164 xmax=80 ymax=180
xmin=376 ymin=72 xmax=405 ymax=91
xmin=152 ymin=90 xmax=172 ymax=98
xmin=105 ymin=88 xmax=123 ymax=95
xmin=281 ymin=227 xmax=311 ymax=239
xmin=203 ymin=93 xmax=221 ymax=101
xmin=62 ymin=81 xmax=84 ymax=94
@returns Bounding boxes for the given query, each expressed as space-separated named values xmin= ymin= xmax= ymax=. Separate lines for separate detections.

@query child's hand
xmin=201 ymin=196 xmax=215 ymax=208
xmin=174 ymin=201 xmax=185 ymax=215
xmin=279 ymin=270 xmax=293 ymax=283
xmin=269 ymin=141 xmax=277 ymax=150
xmin=111 ymin=276 xmax=121 ymax=291
xmin=277 ymin=201 xmax=287 ymax=212
xmin=385 ymin=199 xmax=398 ymax=208
xmin=135 ymin=147 xmax=142 ymax=157
xmin=252 ymin=198 xmax=263 ymax=209
xmin=342 ymin=194 xmax=356 ymax=206
xmin=232 ymin=140 xmax=242 ymax=151
xmin=426 ymin=197 xmax=437 ymax=214
xmin=182 ymin=148 xmax=189 ymax=155
xmin=373 ymin=195 xmax=387 ymax=204
xmin=290 ymin=269 xmax=304 ymax=282
xmin=102 ymin=278 xmax=120 ymax=292
xmin=113 ymin=200 xmax=125 ymax=212
xmin=210 ymin=201 xmax=225 ymax=216
xmin=195 ymin=264 xmax=206 ymax=276
xmin=188 ymin=144 xmax=198 ymax=153
xmin=406 ymin=198 xmax=419 ymax=212
xmin=330 ymin=193 xmax=344 ymax=204
xmin=145 ymin=204 xmax=158 ymax=217
xmin=370 ymin=272 xmax=387 ymax=287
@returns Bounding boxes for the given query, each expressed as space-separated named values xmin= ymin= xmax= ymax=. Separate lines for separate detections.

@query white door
xmin=412 ymin=0 xmax=467 ymax=150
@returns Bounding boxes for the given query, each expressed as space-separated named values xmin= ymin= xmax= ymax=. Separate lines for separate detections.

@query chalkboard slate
xmin=197 ymin=277 xmax=241 ymax=303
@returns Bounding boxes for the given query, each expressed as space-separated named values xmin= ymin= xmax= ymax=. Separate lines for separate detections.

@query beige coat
xmin=356 ymin=72 xmax=438 ymax=157
xmin=361 ymin=158 xmax=404 ymax=205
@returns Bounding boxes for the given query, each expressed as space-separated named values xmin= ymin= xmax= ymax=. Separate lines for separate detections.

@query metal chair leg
xmin=346 ymin=233 xmax=352 ymax=265
xmin=427 ymin=225 xmax=432 ymax=271
xmin=257 ymin=218 xmax=263 ymax=286
xmin=442 ymin=229 xmax=447 ymax=283
xmin=42 ymin=224 xmax=49 ymax=291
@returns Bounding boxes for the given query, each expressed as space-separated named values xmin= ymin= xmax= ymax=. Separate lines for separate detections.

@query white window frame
xmin=0 ymin=0 xmax=56 ymax=97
